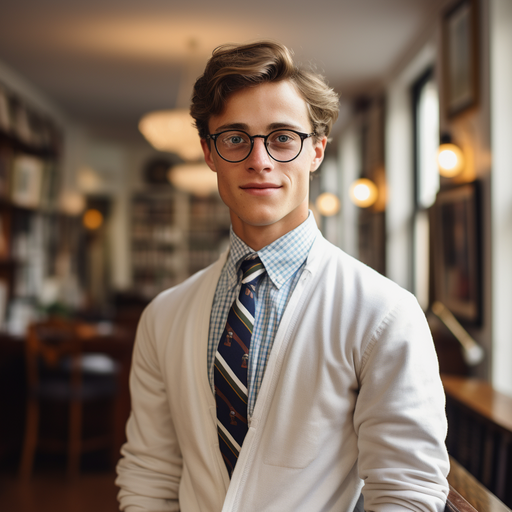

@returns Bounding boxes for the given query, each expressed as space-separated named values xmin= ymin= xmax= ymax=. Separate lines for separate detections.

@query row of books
xmin=0 ymin=83 xmax=60 ymax=153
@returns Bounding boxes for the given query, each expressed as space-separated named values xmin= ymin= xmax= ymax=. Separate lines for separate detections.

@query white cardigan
xmin=116 ymin=234 xmax=449 ymax=512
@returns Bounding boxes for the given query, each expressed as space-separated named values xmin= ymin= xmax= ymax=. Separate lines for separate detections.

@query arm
xmin=116 ymin=305 xmax=182 ymax=512
xmin=353 ymin=293 xmax=450 ymax=511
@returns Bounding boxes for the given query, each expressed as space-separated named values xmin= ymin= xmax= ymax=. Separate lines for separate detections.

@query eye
xmin=269 ymin=130 xmax=297 ymax=144
xmin=220 ymin=131 xmax=249 ymax=146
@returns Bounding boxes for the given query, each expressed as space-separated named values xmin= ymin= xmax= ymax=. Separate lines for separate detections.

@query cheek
xmin=216 ymin=172 xmax=240 ymax=205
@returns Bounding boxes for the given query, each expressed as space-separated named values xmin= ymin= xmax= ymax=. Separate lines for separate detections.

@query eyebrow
xmin=212 ymin=121 xmax=307 ymax=133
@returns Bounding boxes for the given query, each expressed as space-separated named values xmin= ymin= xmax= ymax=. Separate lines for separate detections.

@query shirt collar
xmin=225 ymin=212 xmax=318 ymax=290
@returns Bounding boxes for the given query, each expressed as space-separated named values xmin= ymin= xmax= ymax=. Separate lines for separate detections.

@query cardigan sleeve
xmin=353 ymin=292 xmax=450 ymax=512
xmin=116 ymin=304 xmax=182 ymax=512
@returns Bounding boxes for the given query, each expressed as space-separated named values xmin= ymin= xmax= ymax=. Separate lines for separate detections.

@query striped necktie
xmin=214 ymin=256 xmax=266 ymax=477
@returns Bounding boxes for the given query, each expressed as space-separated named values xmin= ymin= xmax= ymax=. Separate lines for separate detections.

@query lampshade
xmin=139 ymin=109 xmax=203 ymax=161
xmin=168 ymin=163 xmax=218 ymax=197
xmin=349 ymin=178 xmax=378 ymax=208
xmin=437 ymin=143 xmax=464 ymax=177
xmin=60 ymin=191 xmax=86 ymax=216
xmin=316 ymin=192 xmax=340 ymax=216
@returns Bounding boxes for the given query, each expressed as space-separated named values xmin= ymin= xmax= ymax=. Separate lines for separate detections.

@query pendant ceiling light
xmin=138 ymin=108 xmax=203 ymax=161
xmin=167 ymin=163 xmax=218 ymax=197
xmin=138 ymin=39 xmax=203 ymax=162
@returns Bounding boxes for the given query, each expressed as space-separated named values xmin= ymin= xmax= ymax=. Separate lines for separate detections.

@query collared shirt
xmin=208 ymin=212 xmax=318 ymax=417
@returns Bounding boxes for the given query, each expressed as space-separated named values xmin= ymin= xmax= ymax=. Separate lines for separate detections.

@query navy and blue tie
xmin=214 ymin=256 xmax=266 ymax=477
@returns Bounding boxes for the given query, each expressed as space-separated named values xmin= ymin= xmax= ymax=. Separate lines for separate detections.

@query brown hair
xmin=190 ymin=41 xmax=339 ymax=141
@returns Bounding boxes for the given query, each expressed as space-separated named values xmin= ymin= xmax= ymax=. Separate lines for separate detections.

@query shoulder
xmin=305 ymin=236 xmax=425 ymax=354
xmin=309 ymin=235 xmax=413 ymax=307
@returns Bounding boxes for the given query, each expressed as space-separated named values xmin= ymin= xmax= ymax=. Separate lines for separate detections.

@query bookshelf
xmin=0 ymin=81 xmax=83 ymax=334
xmin=130 ymin=190 xmax=230 ymax=300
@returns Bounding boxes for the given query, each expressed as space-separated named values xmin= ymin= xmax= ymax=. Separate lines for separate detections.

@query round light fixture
xmin=168 ymin=163 xmax=218 ymax=197
xmin=349 ymin=178 xmax=378 ymax=208
xmin=139 ymin=109 xmax=203 ymax=161
xmin=437 ymin=143 xmax=464 ymax=177
xmin=316 ymin=192 xmax=340 ymax=216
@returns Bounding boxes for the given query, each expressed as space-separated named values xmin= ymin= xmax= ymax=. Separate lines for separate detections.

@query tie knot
xmin=240 ymin=256 xmax=265 ymax=284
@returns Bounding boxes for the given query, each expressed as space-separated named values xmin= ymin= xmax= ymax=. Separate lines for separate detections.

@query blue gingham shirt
xmin=208 ymin=212 xmax=318 ymax=418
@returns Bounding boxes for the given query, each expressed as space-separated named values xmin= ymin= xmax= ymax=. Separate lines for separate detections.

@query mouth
xmin=240 ymin=183 xmax=282 ymax=196
xmin=241 ymin=183 xmax=281 ymax=190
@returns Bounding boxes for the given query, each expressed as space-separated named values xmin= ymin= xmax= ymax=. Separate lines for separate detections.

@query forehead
xmin=209 ymin=80 xmax=312 ymax=133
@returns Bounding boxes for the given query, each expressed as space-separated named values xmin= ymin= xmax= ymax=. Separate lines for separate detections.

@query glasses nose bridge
xmin=248 ymin=134 xmax=271 ymax=159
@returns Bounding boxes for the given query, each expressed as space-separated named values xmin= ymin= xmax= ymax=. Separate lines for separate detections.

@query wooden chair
xmin=19 ymin=318 xmax=119 ymax=480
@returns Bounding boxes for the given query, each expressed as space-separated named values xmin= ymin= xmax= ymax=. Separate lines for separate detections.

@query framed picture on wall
xmin=434 ymin=183 xmax=480 ymax=323
xmin=442 ymin=0 xmax=479 ymax=117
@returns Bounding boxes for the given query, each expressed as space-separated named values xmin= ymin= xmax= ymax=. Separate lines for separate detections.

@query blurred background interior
xmin=0 ymin=0 xmax=511 ymax=511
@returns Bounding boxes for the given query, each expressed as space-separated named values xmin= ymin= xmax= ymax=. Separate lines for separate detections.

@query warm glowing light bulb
xmin=316 ymin=192 xmax=340 ymax=216
xmin=437 ymin=143 xmax=464 ymax=177
xmin=83 ymin=209 xmax=104 ymax=230
xmin=349 ymin=179 xmax=378 ymax=208
xmin=438 ymin=150 xmax=457 ymax=169
xmin=354 ymin=184 xmax=370 ymax=201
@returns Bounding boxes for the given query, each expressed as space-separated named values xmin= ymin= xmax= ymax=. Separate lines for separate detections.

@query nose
xmin=245 ymin=137 xmax=273 ymax=172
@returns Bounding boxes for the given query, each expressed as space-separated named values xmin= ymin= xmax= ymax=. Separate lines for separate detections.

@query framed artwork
xmin=434 ymin=183 xmax=480 ymax=323
xmin=442 ymin=0 xmax=479 ymax=117
xmin=10 ymin=154 xmax=44 ymax=208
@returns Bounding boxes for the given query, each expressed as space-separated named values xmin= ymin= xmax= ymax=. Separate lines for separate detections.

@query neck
xmin=230 ymin=211 xmax=309 ymax=251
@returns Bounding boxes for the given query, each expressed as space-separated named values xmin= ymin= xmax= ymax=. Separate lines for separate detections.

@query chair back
xmin=25 ymin=319 xmax=83 ymax=397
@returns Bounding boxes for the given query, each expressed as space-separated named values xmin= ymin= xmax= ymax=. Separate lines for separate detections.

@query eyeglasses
xmin=206 ymin=129 xmax=315 ymax=163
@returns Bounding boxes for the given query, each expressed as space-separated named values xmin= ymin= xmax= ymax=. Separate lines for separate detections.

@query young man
xmin=116 ymin=41 xmax=449 ymax=511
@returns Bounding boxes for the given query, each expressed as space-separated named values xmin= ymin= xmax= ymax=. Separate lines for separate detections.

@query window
xmin=412 ymin=69 xmax=439 ymax=309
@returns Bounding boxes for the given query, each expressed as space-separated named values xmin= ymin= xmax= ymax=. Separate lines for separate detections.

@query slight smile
xmin=240 ymin=183 xmax=282 ymax=196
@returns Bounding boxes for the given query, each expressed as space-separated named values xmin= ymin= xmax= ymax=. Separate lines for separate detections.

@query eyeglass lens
xmin=215 ymin=130 xmax=304 ymax=162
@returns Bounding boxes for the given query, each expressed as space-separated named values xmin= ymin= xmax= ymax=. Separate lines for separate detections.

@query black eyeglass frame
xmin=206 ymin=129 xmax=316 ymax=163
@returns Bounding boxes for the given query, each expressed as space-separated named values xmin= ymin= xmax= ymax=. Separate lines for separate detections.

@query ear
xmin=310 ymin=136 xmax=327 ymax=173
xmin=201 ymin=138 xmax=217 ymax=172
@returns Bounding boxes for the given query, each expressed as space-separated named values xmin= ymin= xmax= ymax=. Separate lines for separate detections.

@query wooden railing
xmin=443 ymin=375 xmax=512 ymax=509
xmin=448 ymin=457 xmax=511 ymax=512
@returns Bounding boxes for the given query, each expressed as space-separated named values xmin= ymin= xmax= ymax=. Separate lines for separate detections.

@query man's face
xmin=201 ymin=80 xmax=327 ymax=249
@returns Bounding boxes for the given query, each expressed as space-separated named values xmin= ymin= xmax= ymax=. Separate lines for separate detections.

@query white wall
xmin=490 ymin=0 xmax=512 ymax=395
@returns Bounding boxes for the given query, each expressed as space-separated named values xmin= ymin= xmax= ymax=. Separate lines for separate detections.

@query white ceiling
xmin=0 ymin=0 xmax=444 ymax=144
